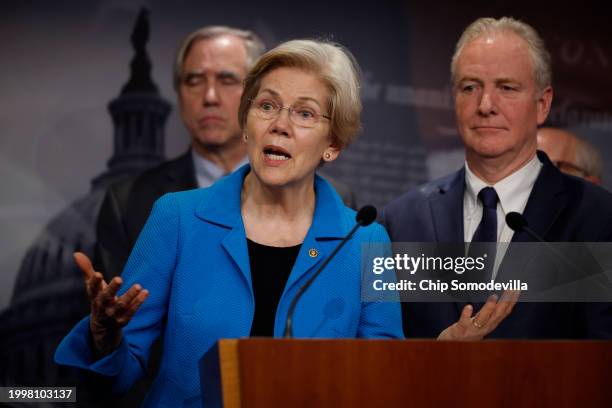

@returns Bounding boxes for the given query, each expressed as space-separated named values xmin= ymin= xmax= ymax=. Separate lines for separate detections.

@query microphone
xmin=506 ymin=212 xmax=541 ymax=240
xmin=283 ymin=205 xmax=377 ymax=338
xmin=355 ymin=205 xmax=377 ymax=226
xmin=506 ymin=211 xmax=572 ymax=265
xmin=505 ymin=212 xmax=605 ymax=290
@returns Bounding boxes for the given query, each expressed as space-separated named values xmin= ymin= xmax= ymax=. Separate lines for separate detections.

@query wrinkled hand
xmin=437 ymin=290 xmax=520 ymax=341
xmin=74 ymin=252 xmax=148 ymax=356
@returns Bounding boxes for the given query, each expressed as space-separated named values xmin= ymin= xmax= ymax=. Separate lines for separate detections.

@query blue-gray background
xmin=2 ymin=0 xmax=611 ymax=309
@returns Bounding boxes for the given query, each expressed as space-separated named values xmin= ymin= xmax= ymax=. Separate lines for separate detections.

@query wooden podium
xmin=201 ymin=339 xmax=612 ymax=407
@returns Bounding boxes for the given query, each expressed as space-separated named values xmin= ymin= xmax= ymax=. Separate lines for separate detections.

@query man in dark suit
xmin=95 ymin=26 xmax=261 ymax=277
xmin=383 ymin=17 xmax=612 ymax=339
xmin=95 ymin=26 xmax=356 ymax=279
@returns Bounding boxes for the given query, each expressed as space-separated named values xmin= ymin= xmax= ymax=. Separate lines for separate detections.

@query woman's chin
xmin=251 ymin=167 xmax=291 ymax=188
xmin=256 ymin=170 xmax=317 ymax=191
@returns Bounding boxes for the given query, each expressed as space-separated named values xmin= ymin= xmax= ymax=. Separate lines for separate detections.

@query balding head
xmin=537 ymin=127 xmax=578 ymax=168
xmin=537 ymin=127 xmax=602 ymax=184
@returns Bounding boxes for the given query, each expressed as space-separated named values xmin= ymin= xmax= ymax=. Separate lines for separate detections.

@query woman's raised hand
xmin=74 ymin=252 xmax=149 ymax=356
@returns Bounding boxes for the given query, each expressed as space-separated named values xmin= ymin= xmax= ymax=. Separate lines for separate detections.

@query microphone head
xmin=356 ymin=205 xmax=377 ymax=226
xmin=506 ymin=212 xmax=527 ymax=232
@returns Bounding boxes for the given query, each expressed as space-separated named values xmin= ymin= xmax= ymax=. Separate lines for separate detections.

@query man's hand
xmin=437 ymin=290 xmax=520 ymax=340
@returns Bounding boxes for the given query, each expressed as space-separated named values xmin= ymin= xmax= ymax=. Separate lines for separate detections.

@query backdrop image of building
xmin=0 ymin=10 xmax=171 ymax=397
xmin=0 ymin=1 xmax=610 ymax=402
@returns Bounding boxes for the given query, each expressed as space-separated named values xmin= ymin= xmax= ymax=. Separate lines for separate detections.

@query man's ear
xmin=536 ymin=86 xmax=553 ymax=125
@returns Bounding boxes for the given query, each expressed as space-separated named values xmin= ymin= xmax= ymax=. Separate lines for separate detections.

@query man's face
xmin=178 ymin=35 xmax=248 ymax=154
xmin=453 ymin=32 xmax=552 ymax=166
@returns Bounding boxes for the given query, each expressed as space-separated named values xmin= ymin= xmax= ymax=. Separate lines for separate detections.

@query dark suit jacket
xmin=382 ymin=151 xmax=612 ymax=339
xmin=90 ymin=152 xmax=198 ymax=407
xmin=94 ymin=152 xmax=198 ymax=277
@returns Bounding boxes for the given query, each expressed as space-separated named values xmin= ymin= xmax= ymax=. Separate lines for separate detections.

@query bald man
xmin=537 ymin=127 xmax=603 ymax=184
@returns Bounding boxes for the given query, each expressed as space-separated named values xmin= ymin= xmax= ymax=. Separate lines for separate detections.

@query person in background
xmin=56 ymin=39 xmax=402 ymax=407
xmin=537 ymin=127 xmax=603 ymax=184
xmin=383 ymin=17 xmax=612 ymax=339
xmin=95 ymin=26 xmax=356 ymax=281
xmin=90 ymin=26 xmax=357 ymax=407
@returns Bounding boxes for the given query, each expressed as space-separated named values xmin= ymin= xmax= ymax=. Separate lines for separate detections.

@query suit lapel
xmin=283 ymin=233 xmax=327 ymax=294
xmin=162 ymin=150 xmax=198 ymax=193
xmin=195 ymin=165 xmax=252 ymax=289
xmin=496 ymin=152 xmax=568 ymax=285
xmin=437 ymin=154 xmax=568 ymax=316
xmin=195 ymin=168 xmax=349 ymax=323
xmin=512 ymin=151 xmax=567 ymax=243
xmin=429 ymin=168 xmax=473 ymax=316
xmin=221 ymin=224 xmax=252 ymax=288
xmin=126 ymin=150 xmax=198 ymax=242
xmin=283 ymin=175 xmax=347 ymax=294
xmin=430 ymin=168 xmax=465 ymax=243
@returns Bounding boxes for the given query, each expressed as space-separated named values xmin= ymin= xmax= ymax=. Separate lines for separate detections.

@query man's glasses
xmin=250 ymin=98 xmax=330 ymax=128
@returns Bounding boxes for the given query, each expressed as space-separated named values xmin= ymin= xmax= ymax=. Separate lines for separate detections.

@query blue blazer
xmin=55 ymin=164 xmax=403 ymax=407
xmin=383 ymin=151 xmax=612 ymax=339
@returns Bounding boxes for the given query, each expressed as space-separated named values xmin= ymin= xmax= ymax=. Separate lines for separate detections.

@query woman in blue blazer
xmin=55 ymin=39 xmax=403 ymax=407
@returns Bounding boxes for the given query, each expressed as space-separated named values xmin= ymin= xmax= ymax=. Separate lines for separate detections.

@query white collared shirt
xmin=191 ymin=150 xmax=249 ymax=188
xmin=463 ymin=154 xmax=542 ymax=279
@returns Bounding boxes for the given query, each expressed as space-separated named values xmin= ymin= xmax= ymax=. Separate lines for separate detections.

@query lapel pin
xmin=308 ymin=248 xmax=318 ymax=258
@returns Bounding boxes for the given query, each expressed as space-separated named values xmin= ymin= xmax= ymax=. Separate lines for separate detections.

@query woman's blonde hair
xmin=238 ymin=39 xmax=362 ymax=149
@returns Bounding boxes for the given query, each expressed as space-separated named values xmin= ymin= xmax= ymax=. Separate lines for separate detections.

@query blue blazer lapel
xmin=193 ymin=167 xmax=350 ymax=307
xmin=430 ymin=168 xmax=465 ymax=243
xmin=221 ymin=224 xmax=252 ymax=288
xmin=283 ymin=174 xmax=348 ymax=293
xmin=195 ymin=164 xmax=253 ymax=288
xmin=284 ymin=233 xmax=327 ymax=294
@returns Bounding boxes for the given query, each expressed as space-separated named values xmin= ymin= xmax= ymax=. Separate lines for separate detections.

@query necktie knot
xmin=478 ymin=187 xmax=498 ymax=210
xmin=471 ymin=186 xmax=498 ymax=243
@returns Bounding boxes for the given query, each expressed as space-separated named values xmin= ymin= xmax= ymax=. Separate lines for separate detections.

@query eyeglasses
xmin=249 ymin=98 xmax=331 ymax=128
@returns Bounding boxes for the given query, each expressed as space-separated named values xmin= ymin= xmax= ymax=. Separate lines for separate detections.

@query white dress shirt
xmin=463 ymin=154 xmax=542 ymax=279
xmin=192 ymin=150 xmax=249 ymax=188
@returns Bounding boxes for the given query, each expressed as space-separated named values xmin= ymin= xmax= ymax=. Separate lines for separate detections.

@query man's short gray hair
xmin=173 ymin=25 xmax=265 ymax=90
xmin=451 ymin=17 xmax=551 ymax=92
